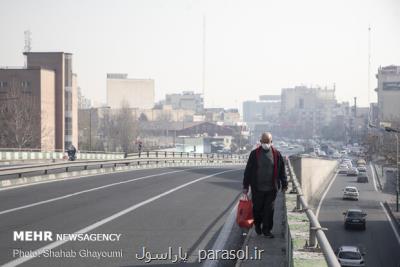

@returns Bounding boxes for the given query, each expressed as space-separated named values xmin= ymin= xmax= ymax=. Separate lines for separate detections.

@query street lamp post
xmin=89 ymin=108 xmax=92 ymax=151
xmin=394 ymin=133 xmax=399 ymax=212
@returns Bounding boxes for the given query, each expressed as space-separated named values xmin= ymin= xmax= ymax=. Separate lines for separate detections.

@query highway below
xmin=0 ymin=166 xmax=245 ymax=267
xmin=318 ymin=162 xmax=400 ymax=267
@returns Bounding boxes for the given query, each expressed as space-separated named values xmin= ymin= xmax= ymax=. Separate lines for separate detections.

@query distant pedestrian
xmin=67 ymin=144 xmax=77 ymax=161
xmin=242 ymin=132 xmax=288 ymax=238
xmin=138 ymin=141 xmax=143 ymax=157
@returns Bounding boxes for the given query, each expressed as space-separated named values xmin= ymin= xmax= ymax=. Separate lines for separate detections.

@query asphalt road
xmin=318 ymin=162 xmax=400 ymax=267
xmin=0 ymin=166 xmax=245 ymax=267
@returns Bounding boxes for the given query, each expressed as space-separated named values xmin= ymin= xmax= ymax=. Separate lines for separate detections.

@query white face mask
xmin=261 ymin=143 xmax=271 ymax=150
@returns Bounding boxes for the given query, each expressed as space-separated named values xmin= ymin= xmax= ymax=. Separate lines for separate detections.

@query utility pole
xmin=202 ymin=14 xmax=206 ymax=107
xmin=368 ymin=26 xmax=371 ymax=104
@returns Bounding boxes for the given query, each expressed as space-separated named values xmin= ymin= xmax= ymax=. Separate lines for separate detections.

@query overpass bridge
xmin=0 ymin=149 xmax=399 ymax=267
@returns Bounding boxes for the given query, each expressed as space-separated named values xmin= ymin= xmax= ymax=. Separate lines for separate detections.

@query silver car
xmin=336 ymin=246 xmax=365 ymax=266
xmin=347 ymin=167 xmax=359 ymax=176
xmin=343 ymin=186 xmax=359 ymax=200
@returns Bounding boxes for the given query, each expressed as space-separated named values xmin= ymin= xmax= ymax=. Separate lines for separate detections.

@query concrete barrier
xmin=0 ymin=151 xmax=124 ymax=162
xmin=290 ymin=156 xmax=338 ymax=207
xmin=0 ymin=161 xmax=245 ymax=189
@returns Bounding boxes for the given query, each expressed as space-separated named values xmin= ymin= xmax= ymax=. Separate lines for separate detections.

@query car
xmin=357 ymin=166 xmax=367 ymax=173
xmin=343 ymin=209 xmax=367 ymax=230
xmin=357 ymin=159 xmax=366 ymax=166
xmin=339 ymin=165 xmax=349 ymax=174
xmin=336 ymin=246 xmax=365 ymax=267
xmin=343 ymin=186 xmax=359 ymax=200
xmin=342 ymin=160 xmax=353 ymax=168
xmin=357 ymin=173 xmax=368 ymax=183
xmin=347 ymin=167 xmax=359 ymax=176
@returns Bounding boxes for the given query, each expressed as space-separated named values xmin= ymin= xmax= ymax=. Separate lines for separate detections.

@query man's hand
xmin=242 ymin=188 xmax=249 ymax=195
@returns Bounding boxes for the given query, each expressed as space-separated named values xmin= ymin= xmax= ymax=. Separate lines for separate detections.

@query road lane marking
xmin=0 ymin=169 xmax=191 ymax=216
xmin=369 ymin=163 xmax=378 ymax=192
xmin=316 ymin=171 xmax=338 ymax=218
xmin=203 ymin=195 xmax=238 ymax=267
xmin=0 ymin=165 xmax=180 ymax=192
xmin=379 ymin=202 xmax=400 ymax=246
xmin=2 ymin=169 xmax=239 ymax=267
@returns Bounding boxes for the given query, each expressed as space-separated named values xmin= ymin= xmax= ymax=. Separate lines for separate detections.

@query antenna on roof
xmin=24 ymin=30 xmax=31 ymax=68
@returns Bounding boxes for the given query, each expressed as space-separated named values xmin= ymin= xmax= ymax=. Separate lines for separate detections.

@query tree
xmin=0 ymin=80 xmax=41 ymax=148
xmin=138 ymin=112 xmax=148 ymax=122
xmin=114 ymin=101 xmax=138 ymax=154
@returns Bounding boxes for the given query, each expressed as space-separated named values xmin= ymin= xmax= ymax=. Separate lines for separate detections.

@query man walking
xmin=242 ymin=132 xmax=288 ymax=237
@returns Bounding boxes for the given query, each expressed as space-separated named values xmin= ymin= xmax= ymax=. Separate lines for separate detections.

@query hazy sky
xmin=1 ymin=0 xmax=399 ymax=110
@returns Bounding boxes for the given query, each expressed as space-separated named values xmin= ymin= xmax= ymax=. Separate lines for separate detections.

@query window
xmin=299 ymin=98 xmax=304 ymax=109
xmin=21 ymin=81 xmax=31 ymax=87
xmin=0 ymin=81 xmax=8 ymax=88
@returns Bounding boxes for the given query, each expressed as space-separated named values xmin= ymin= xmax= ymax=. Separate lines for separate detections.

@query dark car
xmin=343 ymin=209 xmax=367 ymax=230
xmin=357 ymin=173 xmax=368 ymax=183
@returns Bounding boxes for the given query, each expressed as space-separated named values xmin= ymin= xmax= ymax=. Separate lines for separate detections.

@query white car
xmin=343 ymin=186 xmax=359 ymax=200
xmin=336 ymin=246 xmax=365 ymax=267
xmin=347 ymin=167 xmax=359 ymax=176
xmin=342 ymin=160 xmax=353 ymax=168
xmin=339 ymin=165 xmax=349 ymax=174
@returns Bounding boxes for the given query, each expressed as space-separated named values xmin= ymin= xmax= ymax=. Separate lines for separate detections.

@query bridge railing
xmin=0 ymin=152 xmax=248 ymax=179
xmin=286 ymin=157 xmax=340 ymax=267
xmin=0 ymin=148 xmax=125 ymax=161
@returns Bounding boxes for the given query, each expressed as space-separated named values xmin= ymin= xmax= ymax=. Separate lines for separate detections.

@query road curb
xmin=383 ymin=201 xmax=400 ymax=230
xmin=371 ymin=163 xmax=383 ymax=191
xmin=0 ymin=162 xmax=245 ymax=189
xmin=234 ymin=228 xmax=252 ymax=267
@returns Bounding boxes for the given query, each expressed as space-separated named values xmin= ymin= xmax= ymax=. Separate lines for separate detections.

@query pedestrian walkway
xmin=237 ymin=191 xmax=287 ymax=267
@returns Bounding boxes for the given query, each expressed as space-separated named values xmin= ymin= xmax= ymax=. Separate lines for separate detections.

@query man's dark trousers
xmin=252 ymin=189 xmax=277 ymax=233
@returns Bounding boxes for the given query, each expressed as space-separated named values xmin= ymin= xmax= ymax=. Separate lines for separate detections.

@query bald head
xmin=260 ymin=132 xmax=272 ymax=144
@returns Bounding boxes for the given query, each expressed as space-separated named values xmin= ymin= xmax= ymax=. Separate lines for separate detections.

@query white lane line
xmin=203 ymin=196 xmax=238 ymax=267
xmin=2 ymin=169 xmax=239 ymax=267
xmin=316 ymin=171 xmax=338 ymax=218
xmin=369 ymin=163 xmax=378 ymax=192
xmin=379 ymin=202 xmax=400 ymax=246
xmin=0 ymin=169 xmax=190 ymax=216
xmin=0 ymin=165 xmax=176 ymax=192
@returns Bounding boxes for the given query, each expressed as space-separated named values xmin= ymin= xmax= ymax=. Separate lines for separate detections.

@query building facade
xmin=376 ymin=65 xmax=400 ymax=127
xmin=24 ymin=52 xmax=78 ymax=150
xmin=106 ymin=73 xmax=155 ymax=109
xmin=280 ymin=86 xmax=338 ymax=138
xmin=0 ymin=67 xmax=56 ymax=150
xmin=165 ymin=91 xmax=204 ymax=113
xmin=1 ymin=52 xmax=78 ymax=150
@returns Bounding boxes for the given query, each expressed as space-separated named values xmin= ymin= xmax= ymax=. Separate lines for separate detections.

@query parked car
xmin=343 ymin=186 xmax=359 ymax=200
xmin=357 ymin=173 xmax=368 ymax=183
xmin=343 ymin=209 xmax=367 ymax=230
xmin=347 ymin=167 xmax=359 ymax=176
xmin=336 ymin=246 xmax=365 ymax=267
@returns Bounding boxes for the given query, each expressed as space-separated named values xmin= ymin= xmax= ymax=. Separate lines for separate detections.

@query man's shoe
xmin=254 ymin=225 xmax=262 ymax=235
xmin=263 ymin=231 xmax=274 ymax=238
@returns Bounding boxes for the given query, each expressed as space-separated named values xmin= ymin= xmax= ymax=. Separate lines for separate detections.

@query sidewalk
xmin=237 ymin=191 xmax=287 ymax=267
xmin=237 ymin=190 xmax=326 ymax=267
xmin=373 ymin=163 xmax=400 ymax=228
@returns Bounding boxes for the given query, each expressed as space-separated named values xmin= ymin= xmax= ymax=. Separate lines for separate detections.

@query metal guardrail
xmin=0 ymin=152 xmax=247 ymax=179
xmin=286 ymin=158 xmax=341 ymax=267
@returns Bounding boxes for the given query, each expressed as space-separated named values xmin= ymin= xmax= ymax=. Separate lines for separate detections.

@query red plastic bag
xmin=236 ymin=194 xmax=254 ymax=229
